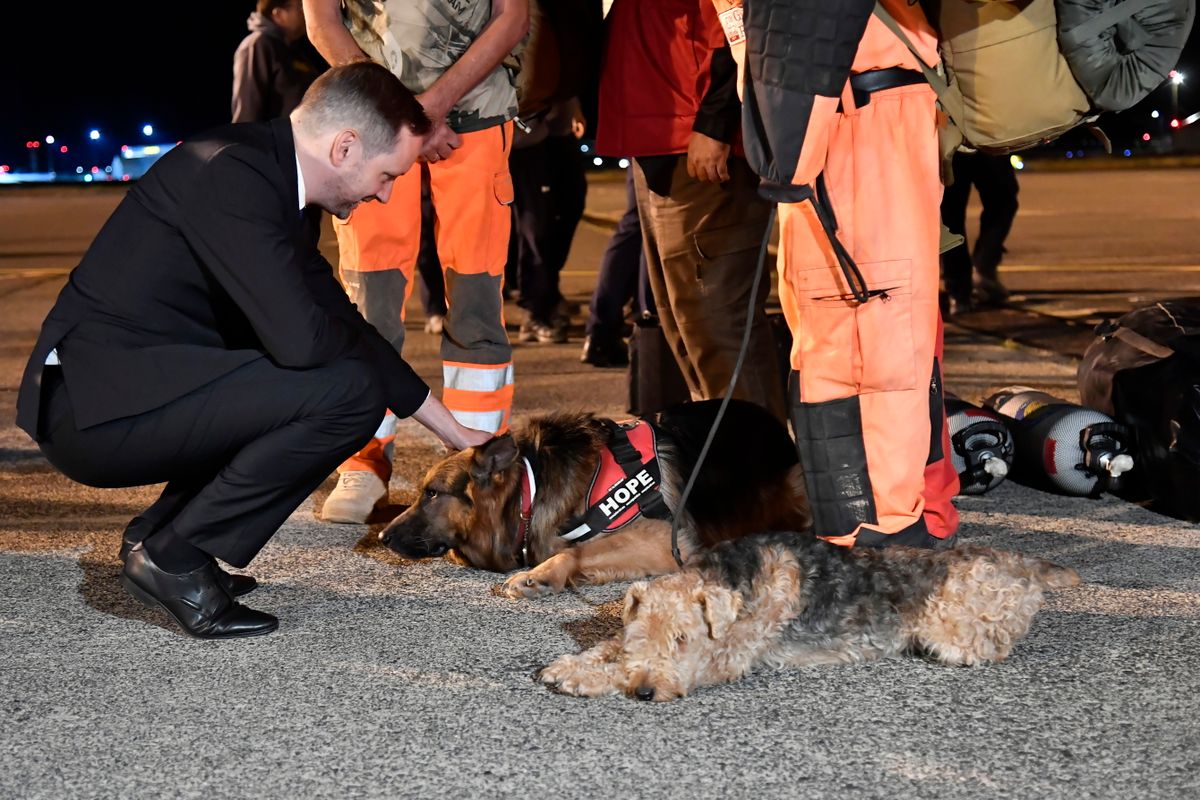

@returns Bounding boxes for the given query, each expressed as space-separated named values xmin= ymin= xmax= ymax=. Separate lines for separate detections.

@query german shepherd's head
xmin=380 ymin=435 xmax=524 ymax=572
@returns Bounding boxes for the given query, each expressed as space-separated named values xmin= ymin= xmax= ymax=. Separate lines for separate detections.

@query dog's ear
xmin=623 ymin=581 xmax=647 ymax=625
xmin=698 ymin=585 xmax=742 ymax=640
xmin=470 ymin=434 xmax=520 ymax=484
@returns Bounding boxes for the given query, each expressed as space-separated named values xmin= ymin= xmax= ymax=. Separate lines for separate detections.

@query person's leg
xmin=631 ymin=155 xmax=703 ymax=396
xmin=38 ymin=358 xmax=385 ymax=637
xmin=321 ymin=169 xmax=422 ymax=522
xmin=508 ymin=139 xmax=560 ymax=341
xmin=939 ymin=152 xmax=975 ymax=313
xmin=416 ymin=164 xmax=447 ymax=332
xmin=429 ymin=122 xmax=515 ymax=434
xmin=921 ymin=312 xmax=961 ymax=540
xmin=41 ymin=358 xmax=385 ymax=567
xmin=782 ymin=84 xmax=952 ymax=548
xmin=971 ymin=154 xmax=1019 ymax=305
xmin=541 ymin=134 xmax=588 ymax=338
xmin=632 ymin=155 xmax=785 ymax=421
xmin=582 ymin=167 xmax=641 ymax=366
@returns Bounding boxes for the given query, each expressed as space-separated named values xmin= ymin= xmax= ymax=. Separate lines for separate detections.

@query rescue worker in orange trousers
xmin=713 ymin=0 xmax=959 ymax=547
xmin=305 ymin=0 xmax=528 ymax=523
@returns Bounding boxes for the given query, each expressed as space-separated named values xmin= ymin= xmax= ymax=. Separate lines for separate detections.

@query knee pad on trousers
xmin=788 ymin=373 xmax=878 ymax=538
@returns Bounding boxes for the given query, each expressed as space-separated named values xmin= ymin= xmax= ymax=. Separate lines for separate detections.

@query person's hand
xmin=419 ymin=119 xmax=462 ymax=163
xmin=447 ymin=425 xmax=494 ymax=452
xmin=687 ymin=132 xmax=731 ymax=183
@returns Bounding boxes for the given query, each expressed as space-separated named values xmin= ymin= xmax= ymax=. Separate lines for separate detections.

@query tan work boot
xmin=321 ymin=470 xmax=387 ymax=524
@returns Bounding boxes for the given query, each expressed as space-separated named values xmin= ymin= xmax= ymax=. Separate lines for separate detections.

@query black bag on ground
xmin=1078 ymin=299 xmax=1200 ymax=520
xmin=627 ymin=316 xmax=691 ymax=417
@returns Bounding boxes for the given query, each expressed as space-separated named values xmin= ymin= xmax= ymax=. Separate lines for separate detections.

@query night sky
xmin=1 ymin=3 xmax=1197 ymax=170
xmin=1 ymin=4 xmax=251 ymax=169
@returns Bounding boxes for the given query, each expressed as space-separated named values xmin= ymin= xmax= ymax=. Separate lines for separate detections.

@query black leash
xmin=670 ymin=204 xmax=778 ymax=567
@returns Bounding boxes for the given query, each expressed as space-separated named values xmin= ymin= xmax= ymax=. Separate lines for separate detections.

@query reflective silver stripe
xmin=373 ymin=412 xmax=398 ymax=440
xmin=450 ymin=408 xmax=506 ymax=434
xmin=443 ymin=363 xmax=514 ymax=393
xmin=558 ymin=522 xmax=592 ymax=542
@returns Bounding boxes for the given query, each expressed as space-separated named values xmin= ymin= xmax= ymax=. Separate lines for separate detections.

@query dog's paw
xmin=503 ymin=570 xmax=559 ymax=599
xmin=538 ymin=656 xmax=624 ymax=698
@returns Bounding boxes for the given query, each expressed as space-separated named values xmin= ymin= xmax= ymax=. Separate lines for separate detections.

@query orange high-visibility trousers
xmin=337 ymin=123 xmax=515 ymax=480
xmin=780 ymin=11 xmax=959 ymax=545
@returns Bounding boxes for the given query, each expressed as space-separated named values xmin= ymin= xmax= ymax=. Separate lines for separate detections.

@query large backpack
xmin=876 ymin=0 xmax=1195 ymax=157
xmin=1077 ymin=300 xmax=1200 ymax=521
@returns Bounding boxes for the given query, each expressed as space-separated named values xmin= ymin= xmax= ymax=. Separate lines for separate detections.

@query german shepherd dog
xmin=380 ymin=399 xmax=811 ymax=599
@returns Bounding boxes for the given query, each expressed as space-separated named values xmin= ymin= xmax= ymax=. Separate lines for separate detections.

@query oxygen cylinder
xmin=984 ymin=386 xmax=1135 ymax=497
xmin=944 ymin=393 xmax=1015 ymax=495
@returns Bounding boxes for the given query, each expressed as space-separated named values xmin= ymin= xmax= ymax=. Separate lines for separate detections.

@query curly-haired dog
xmin=539 ymin=531 xmax=1080 ymax=701
xmin=380 ymin=400 xmax=811 ymax=599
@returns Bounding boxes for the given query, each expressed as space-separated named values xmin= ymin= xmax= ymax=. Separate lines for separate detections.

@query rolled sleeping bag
xmin=1057 ymin=0 xmax=1196 ymax=112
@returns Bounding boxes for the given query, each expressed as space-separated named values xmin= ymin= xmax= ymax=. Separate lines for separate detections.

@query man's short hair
xmin=257 ymin=0 xmax=295 ymax=15
xmin=293 ymin=62 xmax=433 ymax=156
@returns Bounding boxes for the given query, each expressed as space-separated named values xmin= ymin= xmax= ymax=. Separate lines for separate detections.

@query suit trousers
xmin=36 ymin=357 xmax=386 ymax=567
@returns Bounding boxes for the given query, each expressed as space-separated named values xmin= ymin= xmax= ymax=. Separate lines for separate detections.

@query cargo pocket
xmin=691 ymin=222 xmax=771 ymax=290
xmin=493 ymin=171 xmax=514 ymax=206
xmin=790 ymin=258 xmax=916 ymax=395
xmin=854 ymin=259 xmax=916 ymax=394
xmin=481 ymin=171 xmax=515 ymax=274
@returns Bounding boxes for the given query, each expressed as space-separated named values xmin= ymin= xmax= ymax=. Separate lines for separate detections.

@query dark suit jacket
xmin=16 ymin=118 xmax=429 ymax=442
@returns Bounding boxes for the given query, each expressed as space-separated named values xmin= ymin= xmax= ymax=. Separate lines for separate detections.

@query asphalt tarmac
xmin=1 ymin=166 xmax=1198 ymax=799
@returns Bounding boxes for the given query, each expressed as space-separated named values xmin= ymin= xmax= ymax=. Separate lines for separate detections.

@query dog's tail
xmin=1028 ymin=557 xmax=1081 ymax=590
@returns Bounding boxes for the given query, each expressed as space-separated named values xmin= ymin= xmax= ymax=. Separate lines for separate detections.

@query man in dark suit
xmin=15 ymin=62 xmax=492 ymax=640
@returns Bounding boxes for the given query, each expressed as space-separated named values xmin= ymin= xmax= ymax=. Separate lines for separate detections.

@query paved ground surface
xmin=2 ymin=167 xmax=1199 ymax=799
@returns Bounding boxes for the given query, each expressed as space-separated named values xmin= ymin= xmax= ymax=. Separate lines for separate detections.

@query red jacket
xmin=595 ymin=0 xmax=737 ymax=158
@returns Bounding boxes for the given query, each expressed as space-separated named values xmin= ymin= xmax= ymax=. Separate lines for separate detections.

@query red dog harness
xmin=558 ymin=418 xmax=671 ymax=544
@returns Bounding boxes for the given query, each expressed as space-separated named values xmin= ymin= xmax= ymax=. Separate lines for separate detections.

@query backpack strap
xmin=1058 ymin=0 xmax=1158 ymax=50
xmin=871 ymin=2 xmax=963 ymax=130
xmin=872 ymin=2 xmax=967 ymax=182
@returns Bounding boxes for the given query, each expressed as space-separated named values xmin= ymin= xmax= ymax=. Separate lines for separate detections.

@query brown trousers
xmin=631 ymin=155 xmax=785 ymax=423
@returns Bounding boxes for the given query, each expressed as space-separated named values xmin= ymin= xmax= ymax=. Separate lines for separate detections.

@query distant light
xmin=75 ymin=166 xmax=84 ymax=174
xmin=122 ymin=175 xmax=131 ymax=181
xmin=142 ymin=124 xmax=154 ymax=136
xmin=1009 ymin=154 xmax=1024 ymax=170
xmin=84 ymin=174 xmax=93 ymax=182
xmin=104 ymin=166 xmax=112 ymax=173
xmin=1065 ymin=151 xmax=1073 ymax=159
xmin=121 ymin=145 xmax=131 ymax=154
xmin=618 ymin=158 xmax=630 ymax=168
xmin=0 ymin=165 xmax=8 ymax=173
xmin=1075 ymin=150 xmax=1084 ymax=157
xmin=1123 ymin=149 xmax=1132 ymax=157
xmin=143 ymin=145 xmax=161 ymax=155
xmin=592 ymin=157 xmax=603 ymax=166
xmin=45 ymin=135 xmax=55 ymax=145
xmin=1171 ymin=119 xmax=1181 ymax=128
xmin=1143 ymin=133 xmax=1152 ymax=141
xmin=580 ymin=144 xmax=590 ymax=153
xmin=89 ymin=129 xmax=101 ymax=140
xmin=59 ymin=145 xmax=68 ymax=154
xmin=90 ymin=166 xmax=100 ymax=174
xmin=1151 ymin=110 xmax=1160 ymax=119
xmin=1170 ymin=70 xmax=1185 ymax=86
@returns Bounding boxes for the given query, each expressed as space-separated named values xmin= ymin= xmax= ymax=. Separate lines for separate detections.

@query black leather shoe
xmin=580 ymin=334 xmax=629 ymax=368
xmin=119 ymin=534 xmax=257 ymax=596
xmin=121 ymin=544 xmax=278 ymax=639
